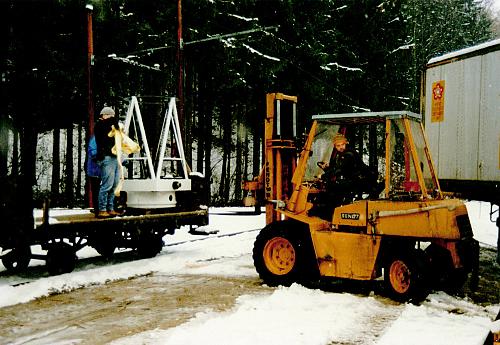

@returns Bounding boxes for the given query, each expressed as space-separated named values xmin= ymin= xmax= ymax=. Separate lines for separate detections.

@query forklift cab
xmin=302 ymin=111 xmax=442 ymax=205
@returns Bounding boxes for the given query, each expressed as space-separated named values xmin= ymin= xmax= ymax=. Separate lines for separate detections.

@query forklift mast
xmin=264 ymin=93 xmax=298 ymax=224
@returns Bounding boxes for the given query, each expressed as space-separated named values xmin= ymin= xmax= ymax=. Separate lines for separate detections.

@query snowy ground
xmin=0 ymin=201 xmax=498 ymax=345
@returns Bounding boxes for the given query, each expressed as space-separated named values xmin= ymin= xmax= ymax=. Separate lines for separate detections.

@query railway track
xmin=2 ymin=228 xmax=262 ymax=287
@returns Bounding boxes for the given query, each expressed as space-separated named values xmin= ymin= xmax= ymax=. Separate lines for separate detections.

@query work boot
xmin=107 ymin=210 xmax=121 ymax=217
xmin=97 ymin=211 xmax=112 ymax=219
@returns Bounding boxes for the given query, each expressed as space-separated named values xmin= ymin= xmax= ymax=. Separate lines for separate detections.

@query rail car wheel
xmin=46 ymin=243 xmax=77 ymax=275
xmin=253 ymin=220 xmax=316 ymax=287
xmin=91 ymin=232 xmax=116 ymax=259
xmin=2 ymin=246 xmax=31 ymax=273
xmin=136 ymin=231 xmax=164 ymax=259
xmin=384 ymin=249 xmax=429 ymax=303
xmin=94 ymin=242 xmax=116 ymax=259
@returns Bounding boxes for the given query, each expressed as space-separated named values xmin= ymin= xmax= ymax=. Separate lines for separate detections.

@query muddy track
xmin=0 ymin=274 xmax=273 ymax=345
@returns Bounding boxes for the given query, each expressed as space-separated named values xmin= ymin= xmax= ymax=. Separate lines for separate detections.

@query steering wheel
xmin=317 ymin=161 xmax=327 ymax=170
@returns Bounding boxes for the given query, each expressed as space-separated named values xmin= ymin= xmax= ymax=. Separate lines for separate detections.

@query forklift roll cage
xmin=310 ymin=111 xmax=443 ymax=200
xmin=266 ymin=106 xmax=444 ymax=223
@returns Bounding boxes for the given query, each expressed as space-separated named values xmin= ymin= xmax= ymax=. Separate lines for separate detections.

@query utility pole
xmin=177 ymin=0 xmax=184 ymax=136
xmin=86 ymin=3 xmax=94 ymax=208
xmin=86 ymin=4 xmax=94 ymax=137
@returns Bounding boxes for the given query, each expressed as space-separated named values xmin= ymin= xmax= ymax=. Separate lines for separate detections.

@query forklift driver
xmin=315 ymin=133 xmax=377 ymax=218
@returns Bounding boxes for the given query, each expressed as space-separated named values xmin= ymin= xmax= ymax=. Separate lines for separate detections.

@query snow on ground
xmin=0 ymin=201 xmax=499 ymax=345
xmin=467 ymin=200 xmax=498 ymax=247
xmin=109 ymin=289 xmax=496 ymax=345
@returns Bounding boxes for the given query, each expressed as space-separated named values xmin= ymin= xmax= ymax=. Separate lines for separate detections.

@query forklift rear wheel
xmin=384 ymin=250 xmax=429 ymax=302
xmin=1 ymin=246 xmax=31 ymax=273
xmin=425 ymin=243 xmax=468 ymax=294
xmin=46 ymin=243 xmax=77 ymax=276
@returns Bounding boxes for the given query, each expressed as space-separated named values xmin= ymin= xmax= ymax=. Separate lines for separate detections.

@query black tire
xmin=457 ymin=238 xmax=479 ymax=291
xmin=1 ymin=246 xmax=31 ymax=273
xmin=384 ymin=249 xmax=429 ymax=303
xmin=252 ymin=220 xmax=317 ymax=287
xmin=425 ymin=243 xmax=468 ymax=294
xmin=46 ymin=243 xmax=77 ymax=276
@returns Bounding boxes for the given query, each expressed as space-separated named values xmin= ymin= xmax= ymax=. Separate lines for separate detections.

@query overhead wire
xmin=260 ymin=30 xmax=368 ymax=111
xmin=101 ymin=5 xmax=367 ymax=112
xmin=208 ymin=13 xmax=367 ymax=112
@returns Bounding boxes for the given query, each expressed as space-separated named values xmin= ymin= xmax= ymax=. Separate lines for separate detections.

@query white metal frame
xmin=122 ymin=96 xmax=191 ymax=208
xmin=124 ymin=96 xmax=156 ymax=179
xmin=155 ymin=97 xmax=189 ymax=180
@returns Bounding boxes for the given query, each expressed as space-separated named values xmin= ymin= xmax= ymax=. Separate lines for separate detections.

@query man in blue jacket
xmin=94 ymin=106 xmax=121 ymax=218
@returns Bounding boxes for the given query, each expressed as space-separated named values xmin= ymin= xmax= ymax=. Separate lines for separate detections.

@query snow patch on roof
xmin=427 ymin=38 xmax=500 ymax=64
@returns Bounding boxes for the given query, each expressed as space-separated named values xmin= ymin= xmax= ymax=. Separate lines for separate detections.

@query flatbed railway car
xmin=1 ymin=96 xmax=209 ymax=275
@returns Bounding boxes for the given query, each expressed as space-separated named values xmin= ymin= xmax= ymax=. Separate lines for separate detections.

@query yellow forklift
xmin=252 ymin=93 xmax=479 ymax=302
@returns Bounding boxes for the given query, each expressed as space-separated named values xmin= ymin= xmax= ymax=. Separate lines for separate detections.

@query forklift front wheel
xmin=253 ymin=221 xmax=316 ymax=287
xmin=263 ymin=236 xmax=296 ymax=275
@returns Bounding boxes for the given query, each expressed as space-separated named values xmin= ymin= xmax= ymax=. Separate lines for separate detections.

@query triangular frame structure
xmin=121 ymin=96 xmax=191 ymax=209
xmin=124 ymin=96 xmax=156 ymax=179
xmin=154 ymin=97 xmax=189 ymax=180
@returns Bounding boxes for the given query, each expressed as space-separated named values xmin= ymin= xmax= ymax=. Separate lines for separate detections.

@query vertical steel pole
xmin=86 ymin=4 xmax=94 ymax=137
xmin=177 ymin=0 xmax=184 ymax=134
xmin=86 ymin=4 xmax=94 ymax=208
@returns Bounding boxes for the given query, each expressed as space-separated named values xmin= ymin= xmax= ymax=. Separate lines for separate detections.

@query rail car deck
xmin=2 ymin=207 xmax=209 ymax=275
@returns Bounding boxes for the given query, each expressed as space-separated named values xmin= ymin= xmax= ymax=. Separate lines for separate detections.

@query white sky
xmin=0 ymin=202 xmax=498 ymax=345
xmin=494 ymin=0 xmax=500 ymax=12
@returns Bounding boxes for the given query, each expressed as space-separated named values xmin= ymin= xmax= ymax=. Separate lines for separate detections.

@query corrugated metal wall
xmin=424 ymin=47 xmax=500 ymax=183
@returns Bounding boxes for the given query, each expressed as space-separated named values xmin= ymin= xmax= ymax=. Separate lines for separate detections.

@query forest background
xmin=1 ymin=0 xmax=499 ymax=210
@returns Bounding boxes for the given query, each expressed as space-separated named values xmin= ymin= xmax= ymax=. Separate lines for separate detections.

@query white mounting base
xmin=122 ymin=178 xmax=191 ymax=208
xmin=126 ymin=191 xmax=177 ymax=209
